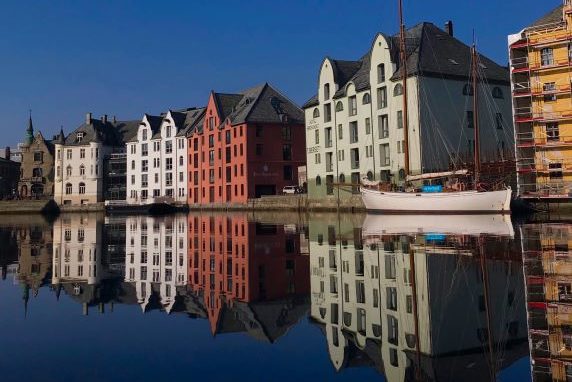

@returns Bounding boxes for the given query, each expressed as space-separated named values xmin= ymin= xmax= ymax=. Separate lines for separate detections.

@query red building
xmin=187 ymin=214 xmax=310 ymax=335
xmin=187 ymin=83 xmax=305 ymax=204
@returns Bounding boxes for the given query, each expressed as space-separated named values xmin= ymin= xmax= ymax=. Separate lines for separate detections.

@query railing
xmin=517 ymin=131 xmax=572 ymax=147
xmin=510 ymin=56 xmax=529 ymax=71
xmin=31 ymin=177 xmax=43 ymax=183
xmin=529 ymin=58 xmax=571 ymax=71
xmin=513 ymin=81 xmax=531 ymax=95
xmin=532 ymin=82 xmax=572 ymax=95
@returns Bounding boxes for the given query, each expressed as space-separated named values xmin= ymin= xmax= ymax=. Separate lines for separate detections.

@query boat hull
xmin=360 ymin=187 xmax=512 ymax=213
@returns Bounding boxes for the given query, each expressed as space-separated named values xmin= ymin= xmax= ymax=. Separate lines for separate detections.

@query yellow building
xmin=510 ymin=1 xmax=572 ymax=200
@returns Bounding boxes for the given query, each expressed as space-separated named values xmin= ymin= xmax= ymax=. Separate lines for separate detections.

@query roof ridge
xmin=239 ymin=83 xmax=267 ymax=123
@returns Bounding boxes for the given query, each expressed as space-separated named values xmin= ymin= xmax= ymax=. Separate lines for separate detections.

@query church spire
xmin=25 ymin=109 xmax=34 ymax=145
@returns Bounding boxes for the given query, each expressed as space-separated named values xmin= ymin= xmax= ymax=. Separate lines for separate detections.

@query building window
xmin=256 ymin=144 xmax=263 ymax=156
xmin=65 ymin=183 xmax=72 ymax=194
xmin=394 ymin=83 xmax=403 ymax=96
xmin=350 ymin=148 xmax=360 ymax=169
xmin=76 ymin=132 xmax=84 ymax=142
xmin=314 ymin=129 xmax=319 ymax=144
xmin=166 ymin=173 xmax=173 ymax=187
xmin=338 ymin=124 xmax=343 ymax=140
xmin=365 ymin=118 xmax=371 ymax=135
xmin=142 ymin=143 xmax=148 ymax=156
xmin=315 ymin=153 xmax=321 ymax=164
xmin=348 ymin=96 xmax=357 ymax=116
xmin=377 ymin=87 xmax=387 ymax=109
xmin=544 ymin=82 xmax=557 ymax=102
xmin=549 ymin=163 xmax=563 ymax=179
xmin=166 ymin=126 xmax=171 ymax=138
xmin=387 ymin=287 xmax=398 ymax=310
xmin=362 ymin=93 xmax=371 ymax=105
xmin=142 ymin=129 xmax=147 ymax=140
xmin=397 ymin=111 xmax=403 ymax=129
xmin=325 ymin=152 xmax=333 ymax=172
xmin=165 ymin=141 xmax=172 ymax=154
xmin=79 ymin=182 xmax=85 ymax=194
xmin=492 ymin=87 xmax=503 ymax=99
xmin=541 ymin=47 xmax=554 ymax=66
xmin=335 ymin=101 xmax=344 ymax=112
xmin=282 ymin=126 xmax=291 ymax=141
xmin=66 ymin=166 xmax=72 ymax=177
xmin=379 ymin=115 xmax=389 ymax=138
xmin=66 ymin=149 xmax=72 ymax=160
xmin=79 ymin=165 xmax=85 ymax=176
xmin=79 ymin=148 xmax=85 ymax=159
xmin=467 ymin=111 xmax=474 ymax=129
xmin=324 ymin=103 xmax=332 ymax=122
xmin=463 ymin=84 xmax=474 ymax=96
xmin=324 ymin=83 xmax=330 ymax=100
xmin=312 ymin=108 xmax=320 ymax=118
xmin=283 ymin=144 xmax=292 ymax=160
xmin=388 ymin=315 xmax=399 ymax=345
xmin=141 ymin=174 xmax=148 ymax=188
xmin=495 ymin=113 xmax=503 ymax=130
xmin=283 ymin=165 xmax=293 ymax=181
xmin=547 ymin=122 xmax=560 ymax=141
xmin=316 ymin=176 xmax=321 ymax=186
xmin=142 ymin=160 xmax=148 ymax=172
xmin=325 ymin=127 xmax=332 ymax=148
xmin=350 ymin=122 xmax=358 ymax=143
xmin=377 ymin=63 xmax=385 ymax=83
xmin=380 ymin=143 xmax=390 ymax=166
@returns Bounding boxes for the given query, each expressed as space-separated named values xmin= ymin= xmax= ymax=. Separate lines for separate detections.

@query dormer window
xmin=166 ymin=126 xmax=172 ymax=138
xmin=76 ymin=132 xmax=85 ymax=142
xmin=142 ymin=129 xmax=148 ymax=141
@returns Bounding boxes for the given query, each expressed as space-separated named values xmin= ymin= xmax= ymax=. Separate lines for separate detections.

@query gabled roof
xmin=144 ymin=114 xmax=164 ymax=140
xmin=213 ymin=93 xmax=244 ymax=122
xmin=211 ymin=83 xmax=304 ymax=127
xmin=177 ymin=107 xmax=207 ymax=137
xmin=303 ymin=22 xmax=510 ymax=108
xmin=64 ymin=116 xmax=141 ymax=147
xmin=529 ymin=4 xmax=563 ymax=28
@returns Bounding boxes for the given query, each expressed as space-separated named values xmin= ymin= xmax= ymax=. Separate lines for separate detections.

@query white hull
xmin=360 ymin=187 xmax=512 ymax=213
xmin=362 ymin=214 xmax=514 ymax=237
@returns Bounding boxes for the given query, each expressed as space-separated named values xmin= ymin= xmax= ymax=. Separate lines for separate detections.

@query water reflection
xmin=522 ymin=221 xmax=572 ymax=382
xmin=0 ymin=212 xmax=548 ymax=380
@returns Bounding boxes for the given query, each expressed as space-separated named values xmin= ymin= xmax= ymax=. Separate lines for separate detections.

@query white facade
xmin=126 ymin=112 xmax=188 ymax=205
xmin=304 ymin=31 xmax=513 ymax=199
xmin=54 ymin=134 xmax=108 ymax=205
xmin=52 ymin=213 xmax=103 ymax=287
xmin=124 ymin=215 xmax=188 ymax=313
xmin=309 ymin=220 xmax=526 ymax=376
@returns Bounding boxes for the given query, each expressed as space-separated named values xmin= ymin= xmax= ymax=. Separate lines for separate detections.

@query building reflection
xmin=522 ymin=221 xmax=572 ymax=382
xmin=309 ymin=216 xmax=529 ymax=380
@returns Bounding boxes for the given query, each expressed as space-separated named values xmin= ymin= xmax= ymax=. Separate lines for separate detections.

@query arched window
xmin=492 ymin=87 xmax=503 ymax=99
xmin=335 ymin=101 xmax=344 ymax=112
xmin=79 ymin=182 xmax=85 ymax=194
xmin=179 ymin=156 xmax=184 ymax=166
xmin=316 ymin=175 xmax=322 ymax=186
xmin=339 ymin=173 xmax=346 ymax=184
xmin=463 ymin=84 xmax=474 ymax=96
xmin=79 ymin=164 xmax=85 ymax=176
xmin=66 ymin=166 xmax=72 ymax=177
xmin=65 ymin=183 xmax=72 ymax=195
xmin=312 ymin=108 xmax=320 ymax=118
xmin=362 ymin=93 xmax=371 ymax=105
xmin=393 ymin=84 xmax=403 ymax=96
xmin=367 ymin=171 xmax=374 ymax=181
xmin=343 ymin=312 xmax=352 ymax=326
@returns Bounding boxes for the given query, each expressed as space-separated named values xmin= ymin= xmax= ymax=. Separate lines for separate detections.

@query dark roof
xmin=213 ymin=93 xmax=244 ymax=122
xmin=529 ymin=5 xmax=563 ymax=28
xmin=212 ymin=83 xmax=304 ymax=127
xmin=64 ymin=116 xmax=141 ymax=147
xmin=303 ymin=22 xmax=510 ymax=108
xmin=146 ymin=114 xmax=164 ymax=140
xmin=177 ymin=107 xmax=207 ymax=137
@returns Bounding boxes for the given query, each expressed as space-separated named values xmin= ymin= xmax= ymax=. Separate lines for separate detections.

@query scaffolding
xmin=510 ymin=2 xmax=572 ymax=200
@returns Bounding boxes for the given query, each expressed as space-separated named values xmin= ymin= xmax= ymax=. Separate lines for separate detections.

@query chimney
xmin=445 ymin=20 xmax=454 ymax=37
xmin=86 ymin=112 xmax=92 ymax=125
xmin=4 ymin=146 xmax=10 ymax=160
xmin=112 ymin=115 xmax=117 ymax=124
xmin=102 ymin=114 xmax=108 ymax=124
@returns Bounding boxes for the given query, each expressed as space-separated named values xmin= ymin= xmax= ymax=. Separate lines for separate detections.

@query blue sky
xmin=0 ymin=0 xmax=557 ymax=147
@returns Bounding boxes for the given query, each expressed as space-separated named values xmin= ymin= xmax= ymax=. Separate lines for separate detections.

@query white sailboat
xmin=360 ymin=0 xmax=512 ymax=214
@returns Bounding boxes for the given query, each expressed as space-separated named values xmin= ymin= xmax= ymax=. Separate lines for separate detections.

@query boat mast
xmin=472 ymin=42 xmax=481 ymax=189
xmin=399 ymin=0 xmax=410 ymax=178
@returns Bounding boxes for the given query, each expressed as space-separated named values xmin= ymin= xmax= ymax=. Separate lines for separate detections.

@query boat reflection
xmin=522 ymin=220 xmax=572 ymax=382
xmin=309 ymin=214 xmax=527 ymax=380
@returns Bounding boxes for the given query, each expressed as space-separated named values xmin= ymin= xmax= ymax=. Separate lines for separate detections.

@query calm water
xmin=0 ymin=211 xmax=563 ymax=381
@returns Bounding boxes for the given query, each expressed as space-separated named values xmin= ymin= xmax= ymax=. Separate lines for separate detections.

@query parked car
xmin=282 ymin=185 xmax=298 ymax=194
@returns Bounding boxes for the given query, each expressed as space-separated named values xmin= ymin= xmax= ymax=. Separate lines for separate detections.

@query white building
xmin=126 ymin=108 xmax=205 ymax=205
xmin=308 ymin=219 xmax=526 ymax=378
xmin=54 ymin=113 xmax=139 ymax=205
xmin=124 ymin=215 xmax=188 ymax=313
xmin=303 ymin=22 xmax=514 ymax=198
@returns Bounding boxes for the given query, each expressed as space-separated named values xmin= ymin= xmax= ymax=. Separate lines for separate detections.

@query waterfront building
xmin=308 ymin=219 xmax=526 ymax=378
xmin=18 ymin=114 xmax=60 ymax=198
xmin=0 ymin=149 xmax=21 ymax=199
xmin=187 ymin=83 xmax=305 ymax=204
xmin=509 ymin=2 xmax=572 ymax=200
xmin=186 ymin=214 xmax=310 ymax=336
xmin=53 ymin=113 xmax=139 ymax=205
xmin=521 ymin=222 xmax=572 ymax=381
xmin=126 ymin=108 xmax=205 ymax=205
xmin=124 ymin=215 xmax=188 ymax=313
xmin=303 ymin=22 xmax=513 ymax=198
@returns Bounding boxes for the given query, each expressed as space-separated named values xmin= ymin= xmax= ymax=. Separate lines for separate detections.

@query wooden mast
xmin=472 ymin=43 xmax=481 ymax=189
xmin=399 ymin=0 xmax=410 ymax=178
